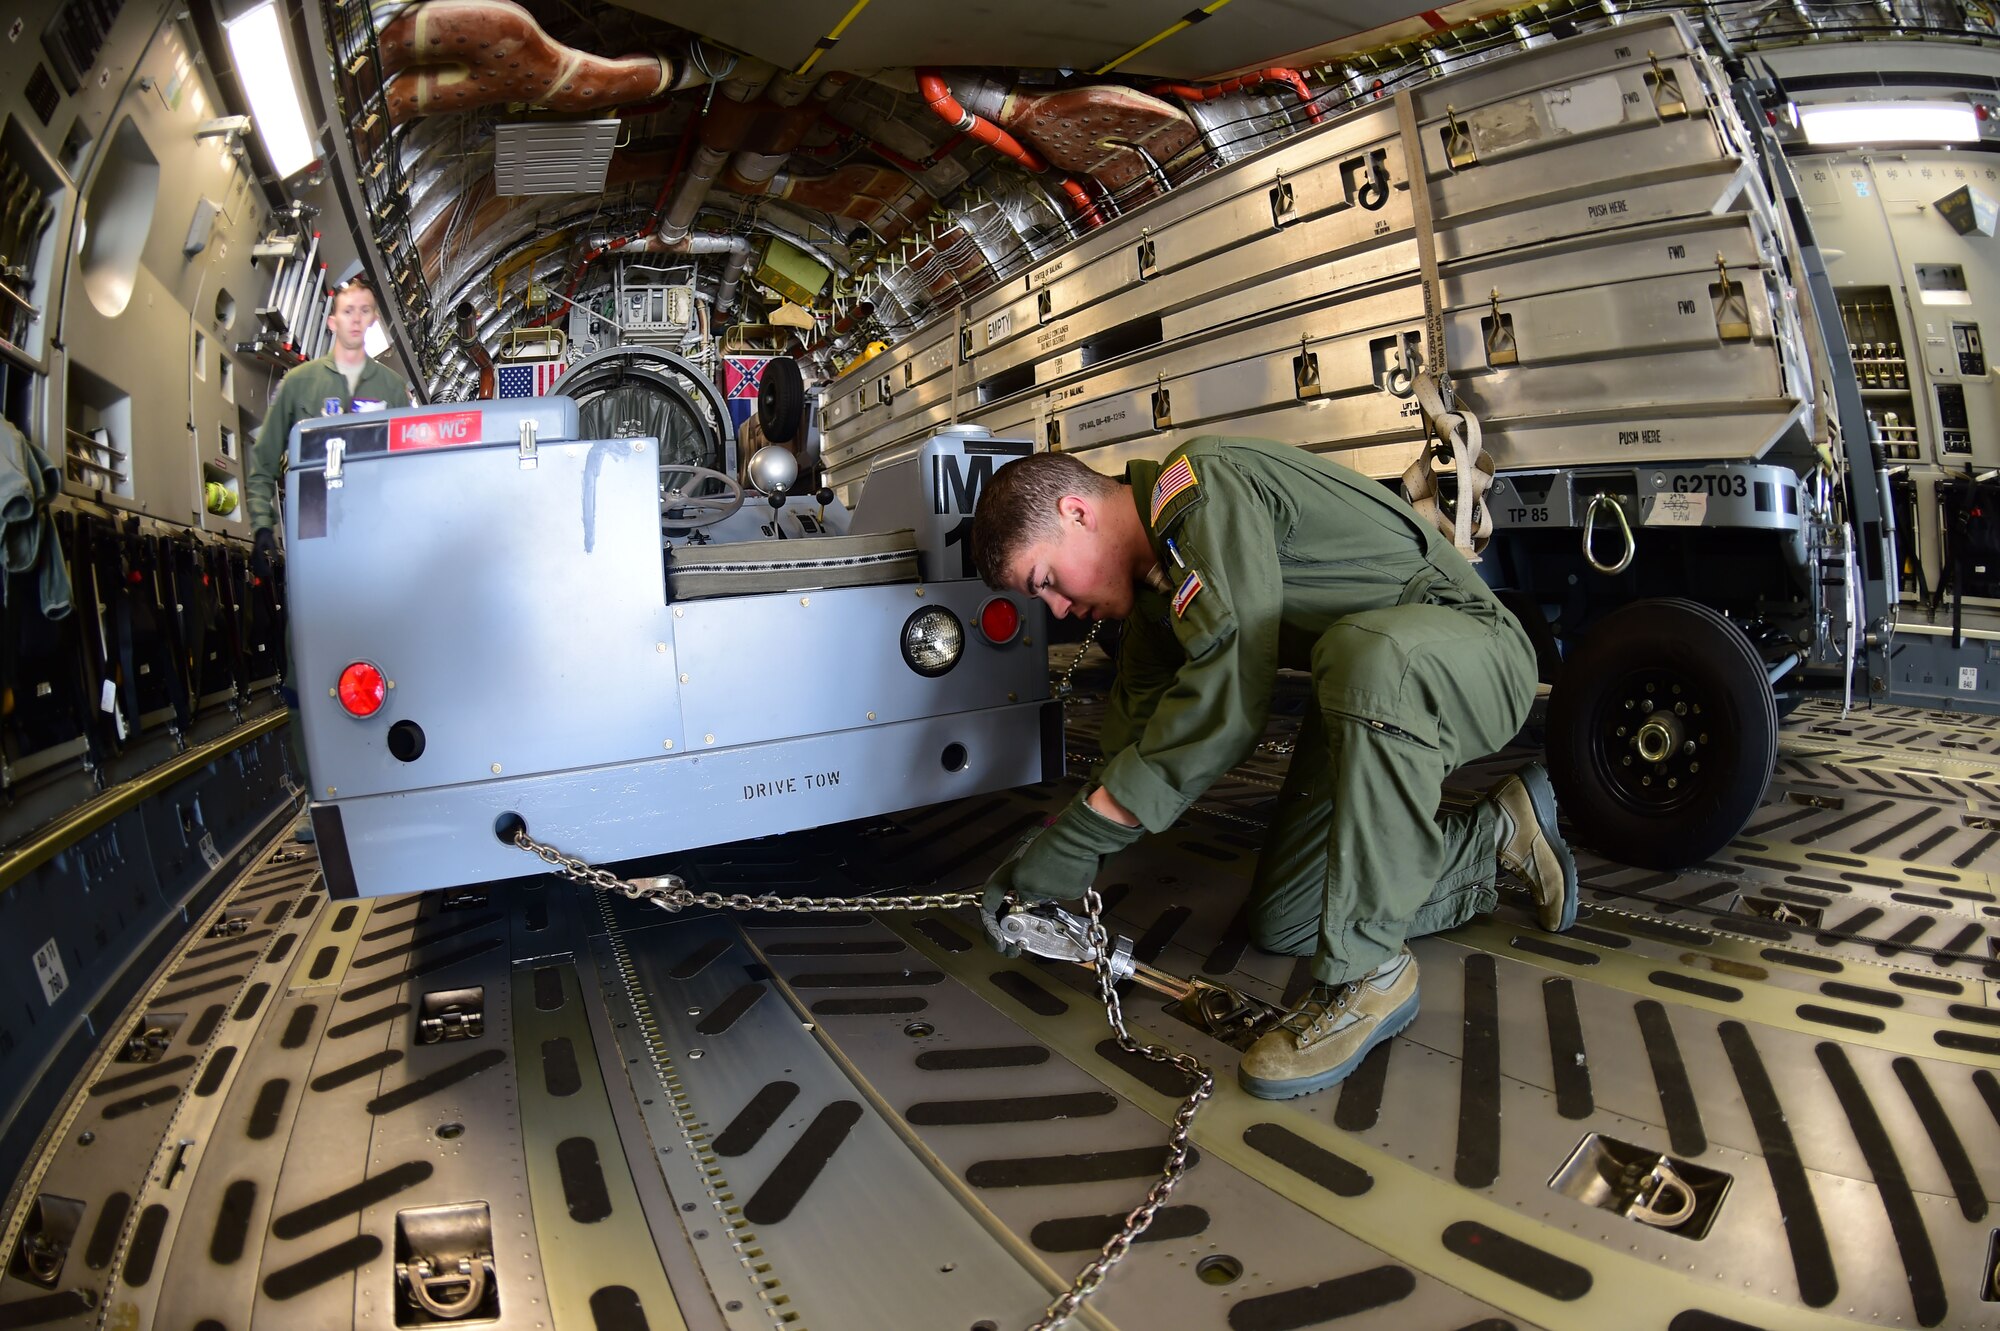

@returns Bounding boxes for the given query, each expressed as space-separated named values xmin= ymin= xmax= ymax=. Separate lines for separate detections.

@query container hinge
xmin=518 ymin=417 xmax=538 ymax=470
xmin=324 ymin=437 xmax=346 ymax=489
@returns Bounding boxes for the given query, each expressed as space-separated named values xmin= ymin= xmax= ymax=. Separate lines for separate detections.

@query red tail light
xmin=337 ymin=661 xmax=387 ymax=718
xmin=976 ymin=597 xmax=1022 ymax=644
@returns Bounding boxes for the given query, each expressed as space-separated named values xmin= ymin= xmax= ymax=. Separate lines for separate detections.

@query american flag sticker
xmin=496 ymin=360 xmax=566 ymax=398
xmin=1172 ymin=568 xmax=1204 ymax=617
xmin=1150 ymin=455 xmax=1198 ymax=526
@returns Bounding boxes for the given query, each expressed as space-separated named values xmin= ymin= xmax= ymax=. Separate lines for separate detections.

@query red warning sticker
xmin=389 ymin=411 xmax=482 ymax=452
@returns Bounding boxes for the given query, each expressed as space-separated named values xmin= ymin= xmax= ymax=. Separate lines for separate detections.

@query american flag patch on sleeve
xmin=1150 ymin=455 xmax=1198 ymax=526
xmin=1172 ymin=569 xmax=1204 ymax=617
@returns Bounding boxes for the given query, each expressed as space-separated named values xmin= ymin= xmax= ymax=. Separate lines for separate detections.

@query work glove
xmin=978 ymin=789 xmax=1147 ymax=956
xmin=252 ymin=527 xmax=278 ymax=579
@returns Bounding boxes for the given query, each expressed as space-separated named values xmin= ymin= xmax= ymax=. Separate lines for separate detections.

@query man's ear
xmin=1058 ymin=494 xmax=1092 ymax=529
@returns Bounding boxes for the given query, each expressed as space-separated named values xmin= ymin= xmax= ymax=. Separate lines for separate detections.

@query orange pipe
xmin=1151 ymin=68 xmax=1323 ymax=124
xmin=915 ymin=69 xmax=1102 ymax=228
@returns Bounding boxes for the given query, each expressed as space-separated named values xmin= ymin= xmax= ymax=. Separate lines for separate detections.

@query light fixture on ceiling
xmin=224 ymin=1 xmax=315 ymax=178
xmin=1798 ymin=101 xmax=1980 ymax=147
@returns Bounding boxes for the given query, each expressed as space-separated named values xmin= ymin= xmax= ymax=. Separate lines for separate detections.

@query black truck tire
xmin=1546 ymin=598 xmax=1777 ymax=870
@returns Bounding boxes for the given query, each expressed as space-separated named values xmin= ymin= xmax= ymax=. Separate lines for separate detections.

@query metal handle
xmin=402 ymin=1256 xmax=487 ymax=1320
xmin=1583 ymin=494 xmax=1635 ymax=575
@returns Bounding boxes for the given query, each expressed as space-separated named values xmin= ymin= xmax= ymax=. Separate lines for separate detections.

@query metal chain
xmin=1051 ymin=620 xmax=1103 ymax=698
xmin=511 ymin=830 xmax=981 ymax=914
xmin=1024 ymin=884 xmax=1214 ymax=1331
xmin=512 ymin=830 xmax=1214 ymax=1331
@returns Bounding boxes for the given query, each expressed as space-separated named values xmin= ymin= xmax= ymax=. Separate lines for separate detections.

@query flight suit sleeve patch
xmin=1150 ymin=455 xmax=1202 ymax=532
xmin=1171 ymin=569 xmax=1204 ymax=617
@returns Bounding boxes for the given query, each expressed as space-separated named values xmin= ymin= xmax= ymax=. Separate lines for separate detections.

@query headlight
xmin=901 ymin=607 xmax=964 ymax=677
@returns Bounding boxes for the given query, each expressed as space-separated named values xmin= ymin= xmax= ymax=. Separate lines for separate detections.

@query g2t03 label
xmin=1668 ymin=473 xmax=1748 ymax=497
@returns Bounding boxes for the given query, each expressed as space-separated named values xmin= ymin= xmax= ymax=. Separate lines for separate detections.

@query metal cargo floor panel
xmin=3 ymin=666 xmax=1998 ymax=1331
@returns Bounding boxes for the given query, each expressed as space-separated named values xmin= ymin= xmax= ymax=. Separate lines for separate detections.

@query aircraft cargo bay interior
xmin=0 ymin=0 xmax=1998 ymax=1329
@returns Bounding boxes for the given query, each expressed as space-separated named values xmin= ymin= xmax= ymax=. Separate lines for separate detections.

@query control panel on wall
xmin=1951 ymin=322 xmax=1985 ymax=377
xmin=1934 ymin=383 xmax=1971 ymax=456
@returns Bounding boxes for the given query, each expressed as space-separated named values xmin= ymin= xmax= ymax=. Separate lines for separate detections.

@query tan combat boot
xmin=1238 ymin=949 xmax=1419 ymax=1100
xmin=1488 ymin=762 xmax=1578 ymax=931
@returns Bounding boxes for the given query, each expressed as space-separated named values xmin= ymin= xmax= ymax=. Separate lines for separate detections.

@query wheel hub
xmin=1603 ymin=673 xmax=1712 ymax=810
xmin=1634 ymin=711 xmax=1682 ymax=764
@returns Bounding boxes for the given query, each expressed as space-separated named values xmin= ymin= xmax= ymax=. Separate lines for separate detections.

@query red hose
xmin=916 ymin=69 xmax=1100 ymax=228
xmin=1152 ymin=68 xmax=1323 ymax=125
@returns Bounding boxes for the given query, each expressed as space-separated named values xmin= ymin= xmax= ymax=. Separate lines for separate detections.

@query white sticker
xmin=985 ymin=310 xmax=1014 ymax=344
xmin=32 ymin=939 xmax=68 ymax=1006
xmin=1542 ymin=75 xmax=1627 ymax=136
xmin=199 ymin=832 xmax=222 ymax=869
xmin=1959 ymin=666 xmax=1979 ymax=691
xmin=1648 ymin=492 xmax=1709 ymax=526
xmin=99 ymin=679 xmax=117 ymax=713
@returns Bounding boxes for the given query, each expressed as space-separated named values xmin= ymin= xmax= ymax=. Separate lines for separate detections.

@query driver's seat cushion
xmin=666 ymin=529 xmax=919 ymax=600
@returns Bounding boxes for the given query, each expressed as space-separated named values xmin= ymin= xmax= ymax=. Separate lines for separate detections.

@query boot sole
xmin=1514 ymin=766 xmax=1578 ymax=932
xmin=1238 ymin=986 xmax=1420 ymax=1101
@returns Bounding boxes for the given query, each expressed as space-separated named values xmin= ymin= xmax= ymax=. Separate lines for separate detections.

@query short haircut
xmin=330 ymin=274 xmax=377 ymax=311
xmin=970 ymin=450 xmax=1121 ymax=588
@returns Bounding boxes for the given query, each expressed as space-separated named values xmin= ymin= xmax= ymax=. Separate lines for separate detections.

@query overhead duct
xmin=378 ymin=0 xmax=720 ymax=121
xmin=454 ymin=301 xmax=497 ymax=397
xmin=915 ymin=70 xmax=1101 ymax=227
xmin=585 ymin=231 xmax=757 ymax=312
xmin=657 ymin=62 xmax=777 ymax=243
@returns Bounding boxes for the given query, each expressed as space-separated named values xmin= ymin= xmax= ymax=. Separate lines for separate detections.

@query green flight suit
xmin=247 ymin=354 xmax=411 ymax=534
xmin=248 ymin=354 xmax=410 ymax=788
xmin=1097 ymin=436 xmax=1537 ymax=986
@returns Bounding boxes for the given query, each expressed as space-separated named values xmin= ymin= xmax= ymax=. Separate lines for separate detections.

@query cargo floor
xmin=4 ymin=652 xmax=1998 ymax=1331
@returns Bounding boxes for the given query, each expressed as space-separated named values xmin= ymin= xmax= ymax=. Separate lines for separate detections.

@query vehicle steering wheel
xmin=659 ymin=464 xmax=745 ymax=533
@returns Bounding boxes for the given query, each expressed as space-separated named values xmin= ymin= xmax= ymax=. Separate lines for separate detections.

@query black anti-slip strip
xmin=331 ymin=904 xmax=358 ymax=932
xmin=1636 ymin=1000 xmax=1706 ymax=1157
xmin=327 ymin=1002 xmax=406 ymax=1039
xmin=1720 ymin=1021 xmax=1836 ymax=1307
xmin=235 ymin=982 xmax=271 ymax=1021
xmin=1891 ymin=1057 xmax=1986 ymax=1223
xmin=186 ymin=1003 xmax=226 ymax=1047
xmin=810 ymin=996 xmax=926 ymax=1015
xmin=1888 ymin=972 xmax=1961 ymax=995
xmin=261 ymin=1234 xmax=383 ymax=1299
xmin=697 ymin=984 xmax=767 ymax=1035
xmin=366 ymin=1048 xmax=507 ymax=1115
xmin=1542 ymin=978 xmax=1592 ymax=1120
xmin=1760 ymin=948 xmax=1841 ymax=974
xmin=1095 ymin=1038 xmax=1201 ymax=1097
xmin=1649 ymin=971 xmax=1742 ymax=1002
xmin=969 ymin=1145 xmax=1202 ymax=1189
xmin=1817 ymin=1045 xmax=1947 ymax=1327
xmin=588 ymin=1286 xmax=650 ymax=1331
xmin=92 ymin=1055 xmax=197 ymax=1096
xmin=248 ymin=1078 xmax=290 ymax=1139
xmin=82 ymin=1192 xmax=131 ymax=1270
xmin=273 ymin=1161 xmax=434 ymax=1239
xmin=534 ymin=966 xmax=567 ymax=1011
xmin=338 ymin=937 xmax=504 ymax=1003
xmin=1876 ymin=917 xmax=1935 ymax=956
xmin=310 ymin=1049 xmax=402 ymax=1092
xmin=1032 ymin=1205 xmax=1207 ymax=1253
xmin=1975 ymin=1069 xmax=2000 ymax=1130
xmin=1442 ymin=1221 xmax=1591 ymax=1300
xmin=787 ymin=970 xmax=943 ymax=988
xmin=1820 ymin=981 xmax=1901 ymax=1007
xmin=915 ymin=1045 xmax=1048 ymax=1071
xmin=715 ymin=1082 xmax=800 ymax=1157
xmin=912 ymin=919 xmax=972 ymax=952
xmin=266 ymin=900 xmax=291 ymax=925
xmin=990 ymin=971 xmax=1067 ymax=1016
xmin=542 ymin=1038 xmax=582 ymax=1098
xmin=170 ymin=949 xmax=260 ymax=983
xmin=1456 ymin=955 xmax=1501 ymax=1189
xmin=210 ymin=1178 xmax=257 ymax=1264
xmin=1852 ymin=805 xmax=1939 ymax=854
xmin=1227 ymin=1264 xmax=1417 ymax=1331
xmin=1509 ymin=935 xmax=1598 ymax=966
xmin=1666 ymin=1310 xmax=1768 ymax=1331
xmin=1130 ymin=905 xmax=1192 ymax=964
xmin=557 ymin=1137 xmax=613 ymax=1223
xmin=306 ymin=946 xmax=338 ymax=981
xmin=907 ymin=1092 xmax=1117 ymax=1126
xmin=122 ymin=1204 xmax=170 ymax=1286
xmin=102 ymin=1085 xmax=182 ymax=1119
xmin=1242 ymin=1122 xmax=1372 ymax=1197
xmin=669 ymin=938 xmax=733 ymax=977
xmin=763 ymin=939 xmax=904 ymax=956
xmin=1795 ymin=1005 xmax=1885 ymax=1034
xmin=155 ymin=975 xmax=244 ymax=1007
xmin=1937 ymin=1029 xmax=2000 ymax=1056
xmin=1332 ymin=1040 xmax=1393 ymax=1132
xmin=0 ymin=1291 xmax=97 ymax=1328
xmin=348 ymin=913 xmax=503 ymax=970
xmin=282 ymin=1005 xmax=319 ymax=1049
xmin=1202 ymin=896 xmax=1255 ymax=975
xmin=195 ymin=1046 xmax=237 ymax=1096
xmin=266 ymin=934 xmax=298 ymax=965
xmin=742 ymin=1101 xmax=864 ymax=1225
